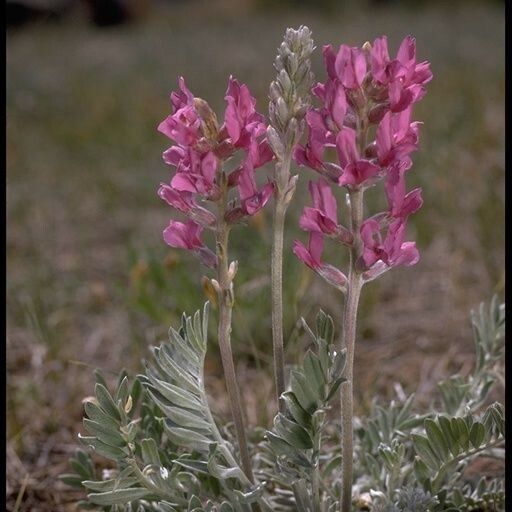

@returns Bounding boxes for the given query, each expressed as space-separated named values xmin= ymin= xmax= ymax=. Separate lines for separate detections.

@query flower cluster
xmin=293 ymin=35 xmax=432 ymax=285
xmin=158 ymin=77 xmax=274 ymax=267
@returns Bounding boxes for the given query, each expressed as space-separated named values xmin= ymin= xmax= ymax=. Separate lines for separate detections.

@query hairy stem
xmin=271 ymin=163 xmax=290 ymax=411
xmin=216 ymin=182 xmax=254 ymax=484
xmin=312 ymin=426 xmax=322 ymax=512
xmin=340 ymin=188 xmax=364 ymax=512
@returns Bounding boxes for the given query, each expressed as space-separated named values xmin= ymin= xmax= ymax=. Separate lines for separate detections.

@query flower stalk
xmin=340 ymin=189 xmax=364 ymax=512
xmin=214 ymin=172 xmax=255 ymax=483
xmin=340 ymin=107 xmax=368 ymax=510
xmin=270 ymin=182 xmax=288 ymax=411
xmin=268 ymin=26 xmax=315 ymax=411
xmin=292 ymin=36 xmax=432 ymax=510
xmin=157 ymin=75 xmax=275 ymax=485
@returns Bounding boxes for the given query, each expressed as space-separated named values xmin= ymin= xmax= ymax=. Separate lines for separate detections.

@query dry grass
xmin=6 ymin=0 xmax=504 ymax=509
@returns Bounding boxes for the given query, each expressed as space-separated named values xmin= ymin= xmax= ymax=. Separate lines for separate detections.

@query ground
xmin=6 ymin=0 xmax=504 ymax=509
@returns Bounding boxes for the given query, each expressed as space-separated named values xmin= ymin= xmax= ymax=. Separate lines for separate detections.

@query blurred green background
xmin=6 ymin=0 xmax=504 ymax=509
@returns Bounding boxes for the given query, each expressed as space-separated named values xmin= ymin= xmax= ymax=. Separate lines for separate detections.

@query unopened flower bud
xmin=364 ymin=142 xmax=378 ymax=159
xmin=283 ymin=174 xmax=298 ymax=205
xmin=269 ymin=81 xmax=282 ymax=102
xmin=285 ymin=117 xmax=300 ymax=146
xmin=124 ymin=395 xmax=133 ymax=414
xmin=193 ymin=97 xmax=219 ymax=141
xmin=267 ymin=125 xmax=285 ymax=159
xmin=202 ymin=276 xmax=218 ymax=305
xmin=224 ymin=206 xmax=246 ymax=225
xmin=210 ymin=278 xmax=221 ymax=295
xmin=275 ymin=53 xmax=284 ymax=71
xmin=269 ymin=26 xmax=315 ymax=136
xmin=288 ymin=53 xmax=299 ymax=75
xmin=277 ymin=97 xmax=289 ymax=124
xmin=227 ymin=260 xmax=238 ymax=281
xmin=278 ymin=69 xmax=292 ymax=95
xmin=368 ymin=103 xmax=389 ymax=124
xmin=335 ymin=225 xmax=354 ymax=246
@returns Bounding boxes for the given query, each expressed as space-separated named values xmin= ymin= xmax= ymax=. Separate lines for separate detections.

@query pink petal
xmin=170 ymin=76 xmax=195 ymax=110
xmin=317 ymin=263 xmax=348 ymax=291
xmin=238 ymin=164 xmax=257 ymax=202
xmin=158 ymin=183 xmax=194 ymax=212
xmin=309 ymin=232 xmax=324 ymax=266
xmin=201 ymin=151 xmax=218 ymax=185
xmin=224 ymin=99 xmax=241 ymax=143
xmin=171 ymin=173 xmax=197 ymax=193
xmin=323 ymin=44 xmax=337 ymax=80
xmin=376 ymin=112 xmax=393 ymax=164
xmin=330 ymin=81 xmax=347 ymax=129
xmin=334 ymin=45 xmax=352 ymax=88
xmin=163 ymin=146 xmax=186 ymax=166
xmin=353 ymin=48 xmax=367 ymax=86
xmin=163 ymin=220 xmax=203 ymax=250
xmin=293 ymin=240 xmax=317 ymax=269
xmin=394 ymin=241 xmax=419 ymax=266
xmin=402 ymin=187 xmax=423 ymax=216
xmin=371 ymin=36 xmax=390 ymax=83
xmin=336 ymin=127 xmax=359 ymax=168
xmin=397 ymin=36 xmax=416 ymax=69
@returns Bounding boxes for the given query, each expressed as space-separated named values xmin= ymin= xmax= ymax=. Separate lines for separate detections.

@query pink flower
xmin=370 ymin=36 xmax=392 ymax=85
xmin=163 ymin=219 xmax=204 ymax=250
xmin=158 ymin=183 xmax=216 ymax=227
xmin=170 ymin=76 xmax=194 ymax=111
xmin=396 ymin=36 xmax=433 ymax=87
xmin=293 ymin=233 xmax=348 ymax=291
xmin=376 ymin=109 xmax=420 ymax=167
xmin=337 ymin=128 xmax=380 ymax=187
xmin=389 ymin=77 xmax=429 ymax=113
xmin=334 ymin=45 xmax=367 ymax=90
xmin=312 ymin=79 xmax=347 ymax=132
xmin=299 ymin=180 xmax=338 ymax=234
xmin=293 ymin=35 xmax=429 ymax=288
xmin=247 ymin=137 xmax=274 ymax=169
xmin=170 ymin=149 xmax=218 ymax=196
xmin=369 ymin=36 xmax=432 ymax=112
xmin=294 ymin=110 xmax=334 ymax=176
xmin=237 ymin=161 xmax=274 ymax=216
xmin=158 ymin=105 xmax=201 ymax=147
xmin=158 ymin=183 xmax=196 ymax=212
xmin=360 ymin=218 xmax=419 ymax=269
xmin=385 ymin=164 xmax=423 ymax=218
xmin=162 ymin=146 xmax=187 ymax=167
xmin=294 ymin=232 xmax=323 ymax=269
xmin=322 ymin=45 xmax=338 ymax=81
xmin=224 ymin=76 xmax=266 ymax=148
xmin=163 ymin=219 xmax=216 ymax=268
xmin=298 ymin=180 xmax=351 ymax=245
xmin=389 ymin=36 xmax=432 ymax=112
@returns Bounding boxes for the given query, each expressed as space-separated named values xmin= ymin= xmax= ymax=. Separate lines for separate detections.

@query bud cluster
xmin=293 ymin=35 xmax=432 ymax=286
xmin=267 ymin=25 xmax=315 ymax=163
xmin=157 ymin=77 xmax=275 ymax=267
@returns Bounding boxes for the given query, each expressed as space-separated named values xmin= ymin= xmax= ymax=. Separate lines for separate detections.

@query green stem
xmin=216 ymin=180 xmax=254 ymax=484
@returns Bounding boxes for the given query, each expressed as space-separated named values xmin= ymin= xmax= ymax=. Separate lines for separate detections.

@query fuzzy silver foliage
xmin=63 ymin=298 xmax=505 ymax=511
